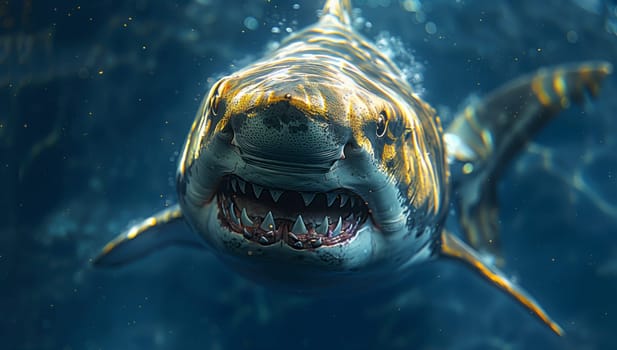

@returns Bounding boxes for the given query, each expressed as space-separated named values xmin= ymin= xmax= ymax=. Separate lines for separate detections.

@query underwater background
xmin=2 ymin=0 xmax=617 ymax=349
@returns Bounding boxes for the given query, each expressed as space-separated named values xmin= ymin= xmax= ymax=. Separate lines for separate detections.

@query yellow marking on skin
xmin=313 ymin=90 xmax=326 ymax=111
xmin=201 ymin=118 xmax=212 ymax=141
xmin=579 ymin=63 xmax=613 ymax=96
xmin=382 ymin=143 xmax=397 ymax=163
xmin=435 ymin=115 xmax=443 ymax=134
xmin=440 ymin=231 xmax=564 ymax=336
xmin=552 ymin=71 xmax=567 ymax=98
xmin=128 ymin=217 xmax=157 ymax=239
xmin=101 ymin=242 xmax=116 ymax=254
xmin=126 ymin=227 xmax=140 ymax=240
xmin=578 ymin=64 xmax=592 ymax=82
xmin=100 ymin=207 xmax=183 ymax=257
xmin=307 ymin=36 xmax=348 ymax=46
xmin=531 ymin=74 xmax=552 ymax=107
xmin=480 ymin=129 xmax=494 ymax=153
xmin=599 ymin=63 xmax=613 ymax=75
xmin=296 ymin=83 xmax=308 ymax=98
xmin=322 ymin=0 xmax=352 ymax=26
xmin=348 ymin=95 xmax=373 ymax=155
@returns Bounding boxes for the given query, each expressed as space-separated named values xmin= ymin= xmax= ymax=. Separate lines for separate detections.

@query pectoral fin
xmin=446 ymin=61 xmax=612 ymax=260
xmin=93 ymin=204 xmax=204 ymax=267
xmin=439 ymin=230 xmax=564 ymax=336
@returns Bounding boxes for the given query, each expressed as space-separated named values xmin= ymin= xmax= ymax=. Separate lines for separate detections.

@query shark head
xmin=177 ymin=69 xmax=447 ymax=288
xmin=176 ymin=4 xmax=448 ymax=289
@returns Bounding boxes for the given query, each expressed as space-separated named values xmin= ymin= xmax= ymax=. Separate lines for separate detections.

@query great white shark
xmin=95 ymin=0 xmax=611 ymax=335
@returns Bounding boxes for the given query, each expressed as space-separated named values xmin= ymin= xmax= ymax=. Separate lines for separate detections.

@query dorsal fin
xmin=321 ymin=0 xmax=352 ymax=26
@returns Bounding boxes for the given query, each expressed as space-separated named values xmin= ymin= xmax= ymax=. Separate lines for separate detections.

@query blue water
xmin=2 ymin=1 xmax=617 ymax=349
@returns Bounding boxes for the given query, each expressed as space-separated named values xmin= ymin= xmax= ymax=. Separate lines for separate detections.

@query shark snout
xmin=229 ymin=99 xmax=348 ymax=171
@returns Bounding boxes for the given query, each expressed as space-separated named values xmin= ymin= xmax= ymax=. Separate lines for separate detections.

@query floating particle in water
xmin=271 ymin=26 xmax=281 ymax=34
xmin=402 ymin=0 xmax=422 ymax=12
xmin=425 ymin=21 xmax=436 ymax=35
xmin=292 ymin=4 xmax=300 ymax=10
xmin=566 ymin=30 xmax=578 ymax=43
xmin=243 ymin=16 xmax=259 ymax=31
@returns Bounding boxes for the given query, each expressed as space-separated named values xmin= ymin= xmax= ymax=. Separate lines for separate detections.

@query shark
xmin=94 ymin=0 xmax=612 ymax=335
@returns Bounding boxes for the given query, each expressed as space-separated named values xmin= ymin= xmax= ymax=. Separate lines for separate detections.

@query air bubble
xmin=425 ymin=21 xmax=437 ymax=35
xmin=243 ymin=16 xmax=259 ymax=31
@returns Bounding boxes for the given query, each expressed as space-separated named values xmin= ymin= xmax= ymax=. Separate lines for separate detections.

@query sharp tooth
xmin=291 ymin=215 xmax=308 ymax=234
xmin=301 ymin=192 xmax=316 ymax=206
xmin=241 ymin=208 xmax=254 ymax=226
xmin=237 ymin=179 xmax=246 ymax=193
xmin=259 ymin=236 xmax=269 ymax=244
xmin=243 ymin=228 xmax=253 ymax=239
xmin=349 ymin=197 xmax=357 ymax=208
xmin=326 ymin=192 xmax=337 ymax=207
xmin=311 ymin=237 xmax=323 ymax=248
xmin=229 ymin=202 xmax=240 ymax=224
xmin=339 ymin=194 xmax=349 ymax=207
xmin=316 ymin=216 xmax=329 ymax=234
xmin=230 ymin=178 xmax=238 ymax=192
xmin=253 ymin=184 xmax=263 ymax=198
xmin=269 ymin=189 xmax=283 ymax=202
xmin=260 ymin=211 xmax=276 ymax=231
xmin=221 ymin=201 xmax=228 ymax=217
xmin=331 ymin=216 xmax=342 ymax=237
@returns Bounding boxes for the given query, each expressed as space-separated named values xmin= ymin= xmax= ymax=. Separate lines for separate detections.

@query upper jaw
xmin=181 ymin=137 xmax=406 ymax=248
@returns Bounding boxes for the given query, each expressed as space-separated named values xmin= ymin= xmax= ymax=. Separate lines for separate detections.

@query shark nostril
xmin=339 ymin=145 xmax=346 ymax=160
xmin=217 ymin=122 xmax=234 ymax=141
xmin=343 ymin=142 xmax=362 ymax=156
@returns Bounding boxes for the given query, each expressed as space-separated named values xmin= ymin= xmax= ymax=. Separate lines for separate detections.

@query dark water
xmin=2 ymin=0 xmax=617 ymax=349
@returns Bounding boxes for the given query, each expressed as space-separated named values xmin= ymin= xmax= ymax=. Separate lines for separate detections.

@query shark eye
xmin=376 ymin=111 xmax=388 ymax=137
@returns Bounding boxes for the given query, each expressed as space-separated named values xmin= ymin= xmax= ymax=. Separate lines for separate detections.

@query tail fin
xmin=321 ymin=0 xmax=352 ymax=26
xmin=445 ymin=61 xmax=612 ymax=260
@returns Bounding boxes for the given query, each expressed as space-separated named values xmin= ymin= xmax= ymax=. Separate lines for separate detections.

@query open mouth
xmin=216 ymin=175 xmax=369 ymax=249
